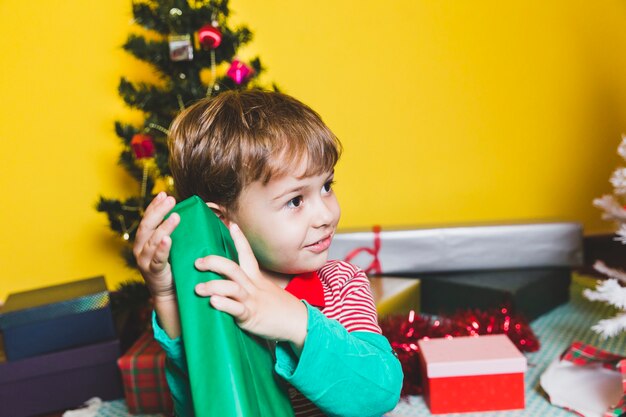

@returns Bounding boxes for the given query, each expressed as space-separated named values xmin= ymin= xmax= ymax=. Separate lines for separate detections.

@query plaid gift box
xmin=117 ymin=330 xmax=173 ymax=415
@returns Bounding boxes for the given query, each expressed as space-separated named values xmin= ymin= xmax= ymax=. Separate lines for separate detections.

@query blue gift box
xmin=0 ymin=276 xmax=116 ymax=361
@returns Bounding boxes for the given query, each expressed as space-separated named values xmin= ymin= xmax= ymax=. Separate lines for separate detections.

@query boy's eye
xmin=287 ymin=196 xmax=303 ymax=208
xmin=322 ymin=180 xmax=334 ymax=194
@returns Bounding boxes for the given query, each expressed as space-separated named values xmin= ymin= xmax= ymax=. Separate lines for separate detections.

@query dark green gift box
xmin=418 ymin=268 xmax=571 ymax=321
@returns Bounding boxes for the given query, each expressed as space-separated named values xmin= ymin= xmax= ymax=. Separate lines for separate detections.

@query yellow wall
xmin=2 ymin=1 xmax=626 ymax=301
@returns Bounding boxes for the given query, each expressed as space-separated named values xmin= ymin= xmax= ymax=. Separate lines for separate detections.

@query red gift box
xmin=418 ymin=334 xmax=527 ymax=414
xmin=117 ymin=330 xmax=173 ymax=415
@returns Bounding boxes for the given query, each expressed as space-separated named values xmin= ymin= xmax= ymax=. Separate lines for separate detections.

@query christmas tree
xmin=98 ymin=0 xmax=272 ymax=268
xmin=587 ymin=135 xmax=626 ymax=338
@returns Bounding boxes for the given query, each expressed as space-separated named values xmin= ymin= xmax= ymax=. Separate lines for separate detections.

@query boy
xmin=134 ymin=91 xmax=402 ymax=417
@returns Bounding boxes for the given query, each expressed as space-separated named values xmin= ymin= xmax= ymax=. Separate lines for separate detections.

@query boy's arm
xmin=275 ymin=303 xmax=402 ymax=417
xmin=275 ymin=263 xmax=402 ymax=417
xmin=152 ymin=312 xmax=195 ymax=417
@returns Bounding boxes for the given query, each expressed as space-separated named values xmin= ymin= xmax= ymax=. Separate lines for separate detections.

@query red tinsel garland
xmin=379 ymin=307 xmax=539 ymax=397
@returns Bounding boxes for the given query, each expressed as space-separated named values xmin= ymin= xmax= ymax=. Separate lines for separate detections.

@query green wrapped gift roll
xmin=168 ymin=195 xmax=294 ymax=417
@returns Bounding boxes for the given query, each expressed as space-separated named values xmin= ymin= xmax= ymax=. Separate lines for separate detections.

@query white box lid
xmin=418 ymin=334 xmax=527 ymax=378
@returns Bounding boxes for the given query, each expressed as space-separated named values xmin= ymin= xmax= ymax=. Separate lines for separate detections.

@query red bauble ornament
xmin=198 ymin=25 xmax=222 ymax=49
xmin=131 ymin=133 xmax=156 ymax=159
xmin=226 ymin=60 xmax=253 ymax=85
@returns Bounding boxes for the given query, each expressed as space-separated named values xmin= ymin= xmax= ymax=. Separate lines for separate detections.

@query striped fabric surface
xmin=97 ymin=274 xmax=625 ymax=417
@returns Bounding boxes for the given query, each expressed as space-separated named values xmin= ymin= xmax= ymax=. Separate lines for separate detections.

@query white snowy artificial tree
xmin=588 ymin=135 xmax=626 ymax=338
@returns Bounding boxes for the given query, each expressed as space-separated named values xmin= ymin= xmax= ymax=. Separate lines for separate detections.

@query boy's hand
xmin=134 ymin=192 xmax=179 ymax=297
xmin=194 ymin=223 xmax=308 ymax=349
xmin=133 ymin=192 xmax=181 ymax=338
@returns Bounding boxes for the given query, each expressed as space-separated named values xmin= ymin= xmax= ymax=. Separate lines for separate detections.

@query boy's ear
xmin=206 ymin=202 xmax=232 ymax=226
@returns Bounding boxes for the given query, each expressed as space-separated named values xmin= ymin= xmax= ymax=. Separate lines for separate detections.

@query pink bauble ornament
xmin=226 ymin=60 xmax=253 ymax=85
xmin=198 ymin=25 xmax=222 ymax=49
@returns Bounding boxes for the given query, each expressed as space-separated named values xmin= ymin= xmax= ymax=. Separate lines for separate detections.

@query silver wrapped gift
xmin=328 ymin=222 xmax=583 ymax=274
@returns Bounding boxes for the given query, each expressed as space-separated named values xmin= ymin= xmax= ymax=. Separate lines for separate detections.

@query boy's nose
xmin=312 ymin=199 xmax=335 ymax=228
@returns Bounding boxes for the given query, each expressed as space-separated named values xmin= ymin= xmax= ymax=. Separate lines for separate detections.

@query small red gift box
xmin=117 ymin=330 xmax=173 ymax=415
xmin=418 ymin=334 xmax=527 ymax=414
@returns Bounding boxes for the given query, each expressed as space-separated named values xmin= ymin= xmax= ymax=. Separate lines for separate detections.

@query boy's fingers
xmin=135 ymin=194 xmax=176 ymax=250
xmin=228 ymin=223 xmax=260 ymax=279
xmin=209 ymin=296 xmax=246 ymax=319
xmin=149 ymin=235 xmax=172 ymax=273
xmin=195 ymin=279 xmax=246 ymax=301
xmin=195 ymin=256 xmax=255 ymax=293
xmin=138 ymin=193 xmax=169 ymax=232
xmin=137 ymin=213 xmax=180 ymax=265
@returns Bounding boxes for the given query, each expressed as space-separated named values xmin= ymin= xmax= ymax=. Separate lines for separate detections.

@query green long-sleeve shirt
xmin=153 ymin=302 xmax=402 ymax=417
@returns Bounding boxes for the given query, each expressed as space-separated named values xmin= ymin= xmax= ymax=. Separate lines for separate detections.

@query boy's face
xmin=227 ymin=160 xmax=340 ymax=281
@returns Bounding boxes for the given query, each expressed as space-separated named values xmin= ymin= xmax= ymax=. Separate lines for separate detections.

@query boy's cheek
xmin=247 ymin=242 xmax=278 ymax=270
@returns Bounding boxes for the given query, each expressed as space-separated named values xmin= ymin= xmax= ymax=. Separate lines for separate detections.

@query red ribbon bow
xmin=343 ymin=225 xmax=382 ymax=275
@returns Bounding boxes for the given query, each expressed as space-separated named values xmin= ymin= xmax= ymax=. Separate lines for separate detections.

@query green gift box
xmin=419 ymin=268 xmax=571 ymax=321
xmin=168 ymin=196 xmax=294 ymax=417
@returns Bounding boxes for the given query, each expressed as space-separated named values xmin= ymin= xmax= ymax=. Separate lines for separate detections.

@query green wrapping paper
xmin=168 ymin=195 xmax=294 ymax=417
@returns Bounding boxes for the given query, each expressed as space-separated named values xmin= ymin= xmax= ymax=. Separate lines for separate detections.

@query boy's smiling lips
xmin=304 ymin=233 xmax=334 ymax=253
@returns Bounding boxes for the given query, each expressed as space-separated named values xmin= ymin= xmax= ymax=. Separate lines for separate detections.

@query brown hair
xmin=168 ymin=90 xmax=342 ymax=210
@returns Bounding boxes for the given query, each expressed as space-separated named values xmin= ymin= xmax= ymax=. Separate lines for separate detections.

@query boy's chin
xmin=306 ymin=253 xmax=329 ymax=271
xmin=283 ymin=255 xmax=329 ymax=275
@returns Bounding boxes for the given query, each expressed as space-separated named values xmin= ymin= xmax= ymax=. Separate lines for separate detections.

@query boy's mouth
xmin=305 ymin=234 xmax=333 ymax=254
